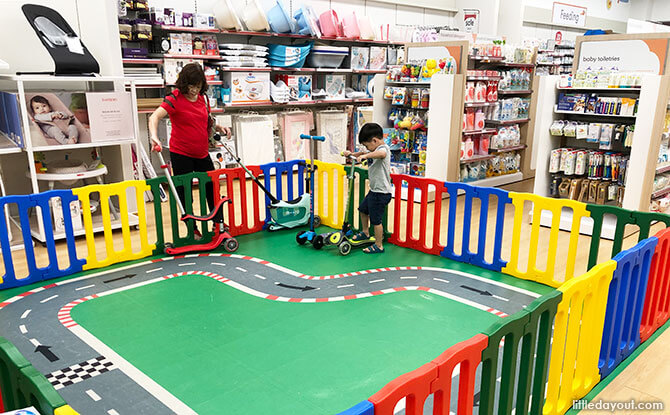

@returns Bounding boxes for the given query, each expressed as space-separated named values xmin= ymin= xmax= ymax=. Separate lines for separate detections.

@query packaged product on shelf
xmin=409 ymin=162 xmax=425 ymax=176
xmin=384 ymin=86 xmax=394 ymax=100
xmin=392 ymin=87 xmax=407 ymax=106
xmin=224 ymin=72 xmax=271 ymax=103
xmin=486 ymin=80 xmax=498 ymax=102
xmin=587 ymin=123 xmax=601 ymax=143
xmin=549 ymin=149 xmax=562 ymax=173
xmin=575 ymin=150 xmax=587 ymax=175
xmin=390 ymin=162 xmax=407 ymax=175
xmin=474 ymin=109 xmax=485 ymax=130
xmin=464 ymin=108 xmax=475 ymax=131
xmin=465 ymin=82 xmax=475 ymax=103
xmin=410 ymin=88 xmax=420 ymax=108
xmin=559 ymin=74 xmax=573 ymax=88
xmin=474 ymin=81 xmax=487 ymax=103
xmin=413 ymin=131 xmax=427 ymax=153
xmin=575 ymin=123 xmax=588 ymax=139
xmin=549 ymin=120 xmax=565 ymax=136
xmin=559 ymin=148 xmax=571 ymax=171
xmin=557 ymin=93 xmax=587 ymax=112
xmin=420 ymin=89 xmax=430 ymax=108
xmin=118 ymin=20 xmax=132 ymax=40
xmin=564 ymin=150 xmax=576 ymax=175
xmin=625 ymin=125 xmax=635 ymax=147
xmin=463 ymin=138 xmax=475 ymax=159
xmin=320 ymin=74 xmax=345 ymax=99
xmin=351 ymin=46 xmax=370 ymax=70
xmin=599 ymin=124 xmax=614 ymax=150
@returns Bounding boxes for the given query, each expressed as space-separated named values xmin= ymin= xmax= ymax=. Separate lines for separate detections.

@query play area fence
xmin=2 ymin=159 xmax=670 ymax=415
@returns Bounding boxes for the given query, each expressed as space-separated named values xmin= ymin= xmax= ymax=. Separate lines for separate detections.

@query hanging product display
xmin=279 ymin=110 xmax=314 ymax=160
xmin=233 ymin=114 xmax=275 ymax=165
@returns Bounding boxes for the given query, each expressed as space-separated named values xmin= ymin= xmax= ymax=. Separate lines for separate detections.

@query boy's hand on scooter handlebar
xmin=356 ymin=154 xmax=366 ymax=163
xmin=342 ymin=150 xmax=352 ymax=157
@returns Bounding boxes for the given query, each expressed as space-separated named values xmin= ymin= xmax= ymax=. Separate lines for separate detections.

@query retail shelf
xmin=138 ymin=109 xmax=154 ymax=114
xmin=464 ymin=102 xmax=496 ymax=108
xmin=124 ymin=80 xmax=164 ymax=88
xmin=656 ymin=164 xmax=670 ymax=175
xmin=220 ymin=98 xmax=373 ymax=109
xmin=465 ymin=172 xmax=523 ymax=187
xmin=0 ymin=134 xmax=22 ymax=154
xmin=469 ymin=56 xmax=504 ymax=62
xmin=463 ymin=128 xmax=497 ymax=135
xmin=557 ymin=86 xmax=641 ymax=91
xmin=536 ymin=62 xmax=560 ymax=66
xmin=123 ymin=58 xmax=163 ymax=64
xmin=156 ymin=25 xmax=220 ymax=33
xmin=0 ymin=74 xmax=124 ymax=82
xmin=554 ymin=106 xmax=637 ymax=118
xmin=490 ymin=144 xmax=527 ymax=153
xmin=162 ymin=54 xmax=222 ymax=60
xmin=466 ymin=76 xmax=501 ymax=81
xmin=460 ymin=155 xmax=496 ymax=164
xmin=165 ymin=80 xmax=223 ymax=86
xmin=31 ymin=140 xmax=136 ymax=152
xmin=270 ymin=67 xmax=385 ymax=74
xmin=652 ymin=186 xmax=670 ymax=199
xmin=352 ymin=69 xmax=387 ymax=74
xmin=499 ymin=62 xmax=535 ymax=68
xmin=486 ymin=118 xmax=530 ymax=125
xmin=218 ymin=67 xmax=271 ymax=72
xmin=498 ymin=89 xmax=533 ymax=95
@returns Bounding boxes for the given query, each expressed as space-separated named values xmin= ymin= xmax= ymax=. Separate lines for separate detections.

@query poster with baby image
xmin=25 ymin=92 xmax=91 ymax=147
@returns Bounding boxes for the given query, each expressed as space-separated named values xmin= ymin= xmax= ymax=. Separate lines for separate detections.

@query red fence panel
xmin=208 ymin=166 xmax=264 ymax=236
xmin=640 ymin=227 xmax=670 ymax=342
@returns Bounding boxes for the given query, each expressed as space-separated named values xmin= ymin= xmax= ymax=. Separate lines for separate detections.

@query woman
xmin=149 ymin=63 xmax=230 ymax=234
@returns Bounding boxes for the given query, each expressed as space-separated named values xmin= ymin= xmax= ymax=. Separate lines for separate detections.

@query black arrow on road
xmin=35 ymin=345 xmax=59 ymax=362
xmin=460 ymin=285 xmax=493 ymax=296
xmin=276 ymin=282 xmax=316 ymax=292
xmin=473 ymin=392 xmax=480 ymax=406
xmin=104 ymin=274 xmax=136 ymax=284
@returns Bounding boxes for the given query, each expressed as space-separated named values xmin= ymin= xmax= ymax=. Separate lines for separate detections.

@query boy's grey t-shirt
xmin=368 ymin=143 xmax=392 ymax=194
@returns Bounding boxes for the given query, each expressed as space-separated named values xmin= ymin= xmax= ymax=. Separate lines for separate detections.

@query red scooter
xmin=155 ymin=150 xmax=239 ymax=255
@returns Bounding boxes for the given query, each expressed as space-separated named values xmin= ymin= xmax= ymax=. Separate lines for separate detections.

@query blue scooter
xmin=296 ymin=134 xmax=325 ymax=246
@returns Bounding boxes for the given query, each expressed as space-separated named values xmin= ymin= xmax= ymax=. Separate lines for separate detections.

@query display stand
xmin=531 ymin=74 xmax=670 ymax=238
xmin=0 ymin=75 xmax=142 ymax=244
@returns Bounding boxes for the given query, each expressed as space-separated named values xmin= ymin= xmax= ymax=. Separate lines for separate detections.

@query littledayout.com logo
xmin=573 ymin=399 xmax=664 ymax=412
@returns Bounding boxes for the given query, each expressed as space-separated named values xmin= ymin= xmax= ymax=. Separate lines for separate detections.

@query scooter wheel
xmin=339 ymin=241 xmax=352 ymax=256
xmin=313 ymin=215 xmax=321 ymax=228
xmin=163 ymin=243 xmax=174 ymax=255
xmin=296 ymin=233 xmax=307 ymax=245
xmin=224 ymin=238 xmax=239 ymax=252
xmin=313 ymin=235 xmax=324 ymax=250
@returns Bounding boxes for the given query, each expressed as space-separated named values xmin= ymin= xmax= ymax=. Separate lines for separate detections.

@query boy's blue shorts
xmin=359 ymin=191 xmax=392 ymax=226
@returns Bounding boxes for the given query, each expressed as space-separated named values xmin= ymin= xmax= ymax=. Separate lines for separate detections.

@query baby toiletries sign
xmin=578 ymin=39 xmax=667 ymax=74
xmin=86 ymin=92 xmax=134 ymax=142
xmin=552 ymin=2 xmax=587 ymax=28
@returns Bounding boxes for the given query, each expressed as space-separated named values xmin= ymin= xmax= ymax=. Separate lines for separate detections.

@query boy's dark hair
xmin=175 ymin=63 xmax=208 ymax=95
xmin=29 ymin=95 xmax=50 ymax=111
xmin=358 ymin=123 xmax=383 ymax=144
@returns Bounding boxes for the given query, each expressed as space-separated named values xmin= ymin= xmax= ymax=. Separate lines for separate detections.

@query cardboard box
xmin=168 ymin=33 xmax=192 ymax=55
xmin=224 ymin=72 xmax=271 ymax=104
xmin=322 ymin=74 xmax=345 ymax=99
xmin=351 ymin=46 xmax=369 ymax=69
xmin=277 ymin=74 xmax=312 ymax=101
xmin=369 ymin=46 xmax=387 ymax=70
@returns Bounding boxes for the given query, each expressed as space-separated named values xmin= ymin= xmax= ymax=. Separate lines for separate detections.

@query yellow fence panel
xmin=72 ymin=180 xmax=154 ymax=270
xmin=543 ymin=260 xmax=616 ymax=415
xmin=502 ymin=193 xmax=590 ymax=287
xmin=313 ymin=160 xmax=346 ymax=229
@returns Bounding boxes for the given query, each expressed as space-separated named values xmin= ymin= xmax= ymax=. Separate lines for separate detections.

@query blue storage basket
xmin=267 ymin=42 xmax=312 ymax=68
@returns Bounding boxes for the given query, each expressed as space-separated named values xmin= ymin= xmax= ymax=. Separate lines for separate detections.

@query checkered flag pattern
xmin=46 ymin=355 xmax=115 ymax=390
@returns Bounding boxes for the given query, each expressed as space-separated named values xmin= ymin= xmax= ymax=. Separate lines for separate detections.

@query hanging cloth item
xmin=316 ymin=110 xmax=348 ymax=164
xmin=233 ymin=114 xmax=275 ymax=165
xmin=279 ymin=110 xmax=314 ymax=161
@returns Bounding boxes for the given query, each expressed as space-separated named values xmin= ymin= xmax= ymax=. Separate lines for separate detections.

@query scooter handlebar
xmin=300 ymin=134 xmax=325 ymax=142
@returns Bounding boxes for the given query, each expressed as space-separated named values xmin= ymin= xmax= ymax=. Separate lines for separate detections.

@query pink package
xmin=464 ymin=138 xmax=474 ymax=159
xmin=465 ymin=82 xmax=475 ymax=103
xmin=479 ymin=135 xmax=490 ymax=154
xmin=474 ymin=81 xmax=487 ymax=103
xmin=465 ymin=109 xmax=475 ymax=131
xmin=474 ymin=110 xmax=485 ymax=130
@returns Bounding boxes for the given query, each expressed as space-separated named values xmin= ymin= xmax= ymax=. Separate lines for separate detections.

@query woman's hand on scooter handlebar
xmin=150 ymin=137 xmax=162 ymax=153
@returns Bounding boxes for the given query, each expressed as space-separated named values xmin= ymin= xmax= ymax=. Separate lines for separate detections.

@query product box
xmin=168 ymin=33 xmax=192 ymax=55
xmin=163 ymin=58 xmax=202 ymax=84
xmin=224 ymin=72 xmax=271 ymax=104
xmin=1 ymin=407 xmax=41 ymax=415
xmin=351 ymin=46 xmax=370 ymax=70
xmin=52 ymin=197 xmax=83 ymax=232
xmin=193 ymin=35 xmax=218 ymax=56
xmin=557 ymin=93 xmax=587 ymax=112
xmin=277 ymin=74 xmax=312 ymax=101
xmin=369 ymin=46 xmax=387 ymax=70
xmin=320 ymin=74 xmax=345 ymax=99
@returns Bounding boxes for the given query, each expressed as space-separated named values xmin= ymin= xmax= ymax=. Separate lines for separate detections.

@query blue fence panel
xmin=440 ymin=183 xmax=511 ymax=272
xmin=599 ymin=237 xmax=657 ymax=378
xmin=0 ymin=190 xmax=84 ymax=289
xmin=259 ymin=160 xmax=306 ymax=217
xmin=337 ymin=400 xmax=374 ymax=415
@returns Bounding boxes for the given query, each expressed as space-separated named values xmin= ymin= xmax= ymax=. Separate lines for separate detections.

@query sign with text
xmin=578 ymin=39 xmax=667 ymax=74
xmin=463 ymin=9 xmax=479 ymax=34
xmin=552 ymin=2 xmax=587 ymax=27
xmin=86 ymin=92 xmax=134 ymax=142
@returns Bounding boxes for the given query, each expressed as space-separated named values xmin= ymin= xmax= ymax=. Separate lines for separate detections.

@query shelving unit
xmin=0 ymin=75 xmax=141 ymax=243
xmin=459 ymin=47 xmax=537 ymax=187
xmin=536 ymin=41 xmax=575 ymax=76
xmin=531 ymin=74 xmax=669 ymax=238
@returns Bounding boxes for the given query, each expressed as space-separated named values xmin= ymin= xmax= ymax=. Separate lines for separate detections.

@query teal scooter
xmin=219 ymin=136 xmax=320 ymax=231
xmin=296 ymin=134 xmax=325 ymax=246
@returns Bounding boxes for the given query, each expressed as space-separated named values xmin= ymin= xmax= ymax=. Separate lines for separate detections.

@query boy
xmin=343 ymin=123 xmax=392 ymax=254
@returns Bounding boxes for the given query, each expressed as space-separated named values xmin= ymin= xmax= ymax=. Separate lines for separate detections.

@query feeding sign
xmin=552 ymin=2 xmax=587 ymax=28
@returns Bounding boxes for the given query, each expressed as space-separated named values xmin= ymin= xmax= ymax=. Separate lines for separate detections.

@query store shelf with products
xmin=0 ymin=74 xmax=142 ymax=243
xmin=531 ymin=73 xmax=670 ymax=238
xmin=535 ymin=39 xmax=575 ymax=76
xmin=460 ymin=42 xmax=537 ymax=185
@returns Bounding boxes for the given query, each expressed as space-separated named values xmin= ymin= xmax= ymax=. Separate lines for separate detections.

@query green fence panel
xmin=479 ymin=290 xmax=562 ymax=415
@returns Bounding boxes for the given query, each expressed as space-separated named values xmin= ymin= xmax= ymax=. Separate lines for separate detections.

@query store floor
xmin=1 ymin=177 xmax=668 ymax=412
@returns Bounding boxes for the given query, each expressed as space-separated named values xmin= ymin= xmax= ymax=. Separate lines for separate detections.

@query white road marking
xmin=492 ymin=294 xmax=510 ymax=302
xmin=40 ymin=295 xmax=58 ymax=304
xmin=86 ymin=389 xmax=101 ymax=401
xmin=21 ymin=309 xmax=31 ymax=319
xmin=420 ymin=266 xmax=542 ymax=298
xmin=146 ymin=268 xmax=163 ymax=273
xmin=29 ymin=338 xmax=40 ymax=347
xmin=337 ymin=284 xmax=354 ymax=288
xmin=178 ymin=263 xmax=196 ymax=266
xmin=76 ymin=284 xmax=96 ymax=291
xmin=211 ymin=262 xmax=226 ymax=266
xmin=108 ymin=410 xmax=120 ymax=415
xmin=235 ymin=267 xmax=247 ymax=272
xmin=19 ymin=325 xmax=27 ymax=334
xmin=400 ymin=276 xmax=417 ymax=280
xmin=433 ymin=278 xmax=450 ymax=284
xmin=369 ymin=279 xmax=385 ymax=283
xmin=254 ymin=274 xmax=266 ymax=280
